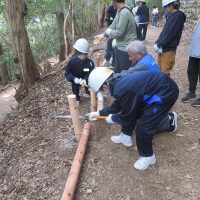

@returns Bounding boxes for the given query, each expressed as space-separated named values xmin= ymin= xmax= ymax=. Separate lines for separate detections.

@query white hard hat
xmin=162 ymin=0 xmax=176 ymax=7
xmin=73 ymin=38 xmax=89 ymax=53
xmin=88 ymin=67 xmax=113 ymax=92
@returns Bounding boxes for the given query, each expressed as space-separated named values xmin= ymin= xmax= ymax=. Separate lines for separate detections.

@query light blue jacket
xmin=189 ymin=19 xmax=200 ymax=58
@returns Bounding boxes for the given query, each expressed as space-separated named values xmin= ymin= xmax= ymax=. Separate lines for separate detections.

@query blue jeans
xmin=152 ymin=16 xmax=158 ymax=27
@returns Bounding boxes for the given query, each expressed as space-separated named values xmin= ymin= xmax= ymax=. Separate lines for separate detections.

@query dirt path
xmin=0 ymin=84 xmax=19 ymax=124
xmin=0 ymin=26 xmax=200 ymax=200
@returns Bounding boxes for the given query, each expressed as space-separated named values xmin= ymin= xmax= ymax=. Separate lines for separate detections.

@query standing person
xmin=132 ymin=0 xmax=140 ymax=27
xmin=65 ymin=38 xmax=95 ymax=105
xmin=151 ymin=5 xmax=159 ymax=27
xmin=87 ymin=67 xmax=178 ymax=170
xmin=182 ymin=18 xmax=200 ymax=107
xmin=153 ymin=0 xmax=186 ymax=75
xmin=105 ymin=3 xmax=117 ymax=27
xmin=104 ymin=3 xmax=117 ymax=65
xmin=136 ymin=0 xmax=149 ymax=41
xmin=104 ymin=0 xmax=137 ymax=73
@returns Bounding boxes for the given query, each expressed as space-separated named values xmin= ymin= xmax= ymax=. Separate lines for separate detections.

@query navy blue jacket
xmin=105 ymin=4 xmax=117 ymax=26
xmin=100 ymin=71 xmax=179 ymax=128
xmin=156 ymin=10 xmax=186 ymax=52
xmin=136 ymin=4 xmax=149 ymax=24
xmin=65 ymin=56 xmax=95 ymax=82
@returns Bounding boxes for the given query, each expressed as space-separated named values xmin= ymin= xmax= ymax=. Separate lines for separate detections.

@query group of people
xmin=64 ymin=0 xmax=200 ymax=170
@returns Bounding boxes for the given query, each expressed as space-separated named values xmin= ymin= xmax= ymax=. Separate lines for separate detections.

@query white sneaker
xmin=111 ymin=133 xmax=133 ymax=147
xmin=133 ymin=154 xmax=156 ymax=170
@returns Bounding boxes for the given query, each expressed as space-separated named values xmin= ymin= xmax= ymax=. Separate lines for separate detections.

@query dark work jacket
xmin=65 ymin=56 xmax=95 ymax=83
xmin=105 ymin=4 xmax=117 ymax=27
xmin=156 ymin=10 xmax=186 ymax=52
xmin=136 ymin=4 xmax=149 ymax=24
xmin=99 ymin=71 xmax=179 ymax=128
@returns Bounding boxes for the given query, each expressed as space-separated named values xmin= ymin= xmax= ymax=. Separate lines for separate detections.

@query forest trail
xmin=0 ymin=84 xmax=19 ymax=124
xmin=1 ymin=25 xmax=200 ymax=200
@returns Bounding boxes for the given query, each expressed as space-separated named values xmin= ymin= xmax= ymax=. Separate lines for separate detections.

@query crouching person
xmin=87 ymin=67 xmax=179 ymax=170
xmin=65 ymin=38 xmax=95 ymax=104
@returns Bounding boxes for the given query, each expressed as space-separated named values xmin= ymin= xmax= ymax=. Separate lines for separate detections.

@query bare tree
xmin=4 ymin=0 xmax=40 ymax=89
xmin=56 ymin=12 xmax=66 ymax=61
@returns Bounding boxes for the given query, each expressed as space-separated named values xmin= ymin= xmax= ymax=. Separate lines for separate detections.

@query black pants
xmin=187 ymin=56 xmax=200 ymax=93
xmin=71 ymin=83 xmax=89 ymax=101
xmin=138 ymin=24 xmax=148 ymax=41
xmin=122 ymin=84 xmax=179 ymax=157
xmin=113 ymin=47 xmax=131 ymax=73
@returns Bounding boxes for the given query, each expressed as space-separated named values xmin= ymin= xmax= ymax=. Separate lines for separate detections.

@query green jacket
xmin=109 ymin=6 xmax=137 ymax=51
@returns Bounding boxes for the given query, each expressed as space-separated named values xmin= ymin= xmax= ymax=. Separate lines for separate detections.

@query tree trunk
xmin=56 ymin=12 xmax=66 ymax=62
xmin=0 ymin=44 xmax=10 ymax=85
xmin=97 ymin=1 xmax=105 ymax=28
xmin=4 ymin=0 xmax=40 ymax=89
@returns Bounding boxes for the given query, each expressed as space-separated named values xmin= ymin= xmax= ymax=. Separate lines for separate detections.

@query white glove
xmin=153 ymin=44 xmax=159 ymax=53
xmin=74 ymin=78 xmax=82 ymax=85
xmin=94 ymin=33 xmax=105 ymax=39
xmin=158 ymin=48 xmax=163 ymax=54
xmin=105 ymin=28 xmax=112 ymax=36
xmin=110 ymin=17 xmax=113 ymax=21
xmin=86 ymin=111 xmax=100 ymax=120
xmin=105 ymin=114 xmax=115 ymax=123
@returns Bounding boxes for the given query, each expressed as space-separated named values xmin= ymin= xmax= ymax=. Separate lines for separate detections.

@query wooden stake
xmin=90 ymin=88 xmax=97 ymax=112
xmin=97 ymin=92 xmax=104 ymax=111
xmin=68 ymin=94 xmax=81 ymax=140
xmin=95 ymin=53 xmax=101 ymax=67
xmin=61 ymin=123 xmax=91 ymax=200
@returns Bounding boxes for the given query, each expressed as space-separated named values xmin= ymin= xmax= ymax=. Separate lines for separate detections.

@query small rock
xmin=87 ymin=189 xmax=93 ymax=194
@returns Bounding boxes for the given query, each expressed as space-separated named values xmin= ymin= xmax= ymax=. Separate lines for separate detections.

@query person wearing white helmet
xmin=87 ymin=67 xmax=179 ymax=170
xmin=65 ymin=38 xmax=95 ymax=104
xmin=153 ymin=0 xmax=186 ymax=75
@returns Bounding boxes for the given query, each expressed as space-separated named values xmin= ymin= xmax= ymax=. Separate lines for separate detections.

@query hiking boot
xmin=169 ymin=112 xmax=178 ymax=132
xmin=191 ymin=98 xmax=200 ymax=107
xmin=133 ymin=154 xmax=156 ymax=170
xmin=111 ymin=132 xmax=133 ymax=147
xmin=181 ymin=92 xmax=196 ymax=103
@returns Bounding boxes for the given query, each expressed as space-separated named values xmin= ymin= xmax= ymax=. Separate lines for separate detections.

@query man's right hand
xmin=74 ymin=78 xmax=82 ymax=85
xmin=94 ymin=33 xmax=105 ymax=39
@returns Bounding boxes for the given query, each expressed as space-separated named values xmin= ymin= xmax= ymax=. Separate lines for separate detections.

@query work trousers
xmin=122 ymin=93 xmax=178 ymax=157
xmin=187 ymin=56 xmax=200 ymax=93
xmin=71 ymin=83 xmax=89 ymax=101
xmin=105 ymin=38 xmax=114 ymax=62
xmin=113 ymin=47 xmax=131 ymax=73
xmin=157 ymin=51 xmax=176 ymax=75
xmin=138 ymin=24 xmax=148 ymax=41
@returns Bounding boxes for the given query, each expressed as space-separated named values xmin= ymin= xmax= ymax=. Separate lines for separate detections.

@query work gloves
xmin=105 ymin=28 xmax=112 ymax=36
xmin=74 ymin=78 xmax=87 ymax=87
xmin=153 ymin=44 xmax=163 ymax=54
xmin=105 ymin=114 xmax=114 ymax=123
xmin=94 ymin=33 xmax=105 ymax=40
xmin=85 ymin=111 xmax=100 ymax=120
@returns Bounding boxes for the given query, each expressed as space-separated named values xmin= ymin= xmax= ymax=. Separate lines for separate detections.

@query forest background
xmin=0 ymin=0 xmax=162 ymax=89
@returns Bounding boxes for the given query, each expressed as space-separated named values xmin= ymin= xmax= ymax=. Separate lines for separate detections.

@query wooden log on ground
xmin=61 ymin=123 xmax=91 ymax=200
